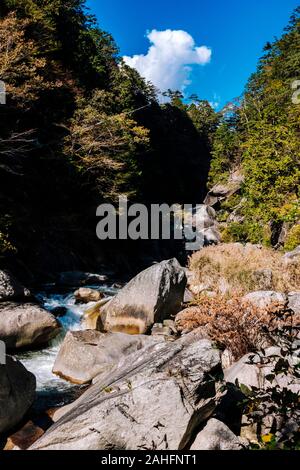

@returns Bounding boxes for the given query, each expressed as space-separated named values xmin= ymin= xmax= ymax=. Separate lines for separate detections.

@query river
xmin=15 ymin=283 xmax=119 ymax=414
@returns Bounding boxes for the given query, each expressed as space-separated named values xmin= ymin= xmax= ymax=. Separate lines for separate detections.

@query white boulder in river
xmin=52 ymin=330 xmax=164 ymax=384
xmin=0 ymin=268 xmax=60 ymax=349
xmin=0 ymin=356 xmax=36 ymax=434
xmin=30 ymin=333 xmax=223 ymax=450
xmin=74 ymin=287 xmax=103 ymax=303
xmin=0 ymin=302 xmax=61 ymax=349
xmin=95 ymin=258 xmax=186 ymax=334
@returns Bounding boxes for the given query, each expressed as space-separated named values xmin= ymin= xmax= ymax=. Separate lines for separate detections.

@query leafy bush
xmin=221 ymin=222 xmax=265 ymax=244
xmin=284 ymin=225 xmax=300 ymax=251
xmin=240 ymin=332 xmax=300 ymax=450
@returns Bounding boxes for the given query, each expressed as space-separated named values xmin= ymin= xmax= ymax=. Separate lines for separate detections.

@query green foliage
xmin=209 ymin=115 xmax=241 ymax=186
xmin=284 ymin=224 xmax=300 ymax=251
xmin=187 ymin=98 xmax=219 ymax=143
xmin=240 ymin=326 xmax=300 ymax=450
xmin=66 ymin=90 xmax=150 ymax=200
xmin=208 ymin=7 xmax=300 ymax=246
xmin=221 ymin=222 xmax=263 ymax=244
xmin=0 ymin=0 xmax=217 ymax=266
xmin=111 ymin=63 xmax=156 ymax=112
xmin=0 ymin=0 xmax=117 ymax=89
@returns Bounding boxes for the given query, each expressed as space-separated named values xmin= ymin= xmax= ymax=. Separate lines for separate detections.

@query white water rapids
xmin=15 ymin=284 xmax=118 ymax=411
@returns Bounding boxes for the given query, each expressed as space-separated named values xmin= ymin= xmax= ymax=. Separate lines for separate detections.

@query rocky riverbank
xmin=0 ymin=244 xmax=299 ymax=450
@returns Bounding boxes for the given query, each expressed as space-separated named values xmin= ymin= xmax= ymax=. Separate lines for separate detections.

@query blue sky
xmin=86 ymin=0 xmax=299 ymax=108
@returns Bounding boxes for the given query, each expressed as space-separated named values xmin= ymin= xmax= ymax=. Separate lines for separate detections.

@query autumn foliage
xmin=175 ymin=295 xmax=300 ymax=359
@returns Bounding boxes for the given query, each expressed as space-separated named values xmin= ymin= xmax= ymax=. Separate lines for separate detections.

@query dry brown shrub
xmin=175 ymin=295 xmax=300 ymax=360
xmin=189 ymin=243 xmax=300 ymax=296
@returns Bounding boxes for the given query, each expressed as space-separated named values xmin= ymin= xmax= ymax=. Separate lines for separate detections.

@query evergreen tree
xmin=208 ymin=7 xmax=300 ymax=248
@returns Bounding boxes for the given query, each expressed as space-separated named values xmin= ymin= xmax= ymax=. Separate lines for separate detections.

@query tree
xmin=65 ymin=90 xmax=150 ymax=200
xmin=0 ymin=12 xmax=54 ymax=107
xmin=187 ymin=99 xmax=219 ymax=144
xmin=207 ymin=7 xmax=300 ymax=246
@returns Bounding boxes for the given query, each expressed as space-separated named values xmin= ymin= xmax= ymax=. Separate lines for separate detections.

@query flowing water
xmin=15 ymin=284 xmax=119 ymax=413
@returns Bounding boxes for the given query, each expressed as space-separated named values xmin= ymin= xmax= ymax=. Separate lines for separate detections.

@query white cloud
xmin=123 ymin=29 xmax=211 ymax=94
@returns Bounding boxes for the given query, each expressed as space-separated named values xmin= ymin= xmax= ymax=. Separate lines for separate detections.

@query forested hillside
xmin=0 ymin=1 xmax=299 ymax=279
xmin=0 ymin=2 xmax=300 ymax=453
xmin=209 ymin=7 xmax=300 ymax=249
xmin=0 ymin=0 xmax=215 ymax=277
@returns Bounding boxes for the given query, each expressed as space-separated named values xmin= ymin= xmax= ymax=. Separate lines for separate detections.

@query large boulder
xmin=283 ymin=245 xmax=300 ymax=263
xmin=242 ymin=291 xmax=287 ymax=310
xmin=225 ymin=348 xmax=300 ymax=394
xmin=204 ymin=170 xmax=244 ymax=207
xmin=226 ymin=348 xmax=300 ymax=443
xmin=185 ymin=205 xmax=221 ymax=247
xmin=96 ymin=259 xmax=186 ymax=334
xmin=52 ymin=330 xmax=163 ymax=384
xmin=190 ymin=418 xmax=242 ymax=450
xmin=0 ymin=302 xmax=61 ymax=350
xmin=288 ymin=292 xmax=300 ymax=315
xmin=83 ymin=298 xmax=112 ymax=329
xmin=0 ymin=356 xmax=36 ymax=434
xmin=193 ymin=204 xmax=216 ymax=229
xmin=0 ymin=270 xmax=30 ymax=302
xmin=30 ymin=335 xmax=223 ymax=450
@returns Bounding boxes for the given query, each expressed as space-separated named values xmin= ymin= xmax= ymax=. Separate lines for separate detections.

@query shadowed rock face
xmin=52 ymin=330 xmax=164 ymax=385
xmin=97 ymin=258 xmax=187 ymax=335
xmin=30 ymin=334 xmax=223 ymax=450
xmin=0 ymin=356 xmax=36 ymax=434
xmin=4 ymin=421 xmax=44 ymax=450
xmin=0 ymin=302 xmax=61 ymax=350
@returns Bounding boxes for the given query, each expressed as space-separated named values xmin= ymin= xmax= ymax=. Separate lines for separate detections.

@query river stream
xmin=15 ymin=283 xmax=118 ymax=413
